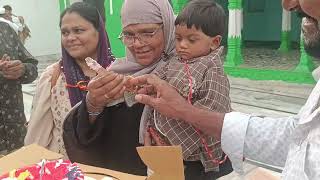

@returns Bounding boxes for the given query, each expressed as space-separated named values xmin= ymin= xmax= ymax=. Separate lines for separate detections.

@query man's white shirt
xmin=221 ymin=80 xmax=320 ymax=180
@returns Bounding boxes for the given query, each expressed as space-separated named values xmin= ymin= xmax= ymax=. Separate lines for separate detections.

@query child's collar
xmin=177 ymin=46 xmax=224 ymax=64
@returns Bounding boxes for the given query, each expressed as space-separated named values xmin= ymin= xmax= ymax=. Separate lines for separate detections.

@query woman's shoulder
xmin=39 ymin=60 xmax=62 ymax=83
xmin=45 ymin=60 xmax=62 ymax=74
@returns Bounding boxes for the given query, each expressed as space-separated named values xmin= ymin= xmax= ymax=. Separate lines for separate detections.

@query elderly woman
xmin=24 ymin=2 xmax=114 ymax=156
xmin=0 ymin=21 xmax=38 ymax=154
xmin=63 ymin=0 xmax=175 ymax=176
xmin=64 ymin=0 xmax=233 ymax=178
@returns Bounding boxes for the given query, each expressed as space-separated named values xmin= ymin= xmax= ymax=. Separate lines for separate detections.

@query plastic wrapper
xmin=0 ymin=159 xmax=84 ymax=180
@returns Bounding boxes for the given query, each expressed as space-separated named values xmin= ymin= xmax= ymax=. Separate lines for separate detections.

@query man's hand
xmin=126 ymin=74 xmax=192 ymax=120
xmin=127 ymin=74 xmax=225 ymax=139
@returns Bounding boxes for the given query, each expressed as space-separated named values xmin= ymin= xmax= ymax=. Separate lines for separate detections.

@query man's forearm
xmin=178 ymin=104 xmax=225 ymax=140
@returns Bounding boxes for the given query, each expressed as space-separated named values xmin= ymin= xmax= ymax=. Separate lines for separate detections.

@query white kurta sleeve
xmin=221 ymin=112 xmax=298 ymax=174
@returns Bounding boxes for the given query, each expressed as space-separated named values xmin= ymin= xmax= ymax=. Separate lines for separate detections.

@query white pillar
xmin=279 ymin=9 xmax=291 ymax=52
xmin=69 ymin=0 xmax=83 ymax=4
xmin=281 ymin=9 xmax=291 ymax=32
xmin=226 ymin=4 xmax=243 ymax=67
xmin=109 ymin=0 xmax=113 ymax=15
xmin=228 ymin=9 xmax=242 ymax=38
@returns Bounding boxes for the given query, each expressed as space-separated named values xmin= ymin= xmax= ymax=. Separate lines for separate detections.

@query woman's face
xmin=60 ymin=12 xmax=99 ymax=60
xmin=122 ymin=23 xmax=165 ymax=66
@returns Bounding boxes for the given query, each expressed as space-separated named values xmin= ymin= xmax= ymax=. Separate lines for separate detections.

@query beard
xmin=297 ymin=10 xmax=320 ymax=58
xmin=304 ymin=22 xmax=320 ymax=59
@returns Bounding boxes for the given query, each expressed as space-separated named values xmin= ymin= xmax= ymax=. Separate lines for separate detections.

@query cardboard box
xmin=0 ymin=144 xmax=184 ymax=180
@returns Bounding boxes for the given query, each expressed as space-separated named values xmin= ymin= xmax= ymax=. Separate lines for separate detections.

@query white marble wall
xmin=0 ymin=0 xmax=61 ymax=57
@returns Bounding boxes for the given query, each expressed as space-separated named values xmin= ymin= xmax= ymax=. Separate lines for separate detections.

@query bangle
xmin=86 ymin=97 xmax=103 ymax=113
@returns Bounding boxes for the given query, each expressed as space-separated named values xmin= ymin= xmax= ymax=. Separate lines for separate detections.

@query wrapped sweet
xmin=85 ymin=57 xmax=102 ymax=73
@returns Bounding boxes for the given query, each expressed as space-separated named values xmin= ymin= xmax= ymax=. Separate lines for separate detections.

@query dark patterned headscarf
xmin=61 ymin=12 xmax=114 ymax=107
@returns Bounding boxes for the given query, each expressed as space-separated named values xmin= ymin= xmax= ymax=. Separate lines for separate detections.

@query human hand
xmin=86 ymin=68 xmax=126 ymax=110
xmin=127 ymin=75 xmax=226 ymax=139
xmin=0 ymin=55 xmax=25 ymax=80
xmin=0 ymin=54 xmax=10 ymax=71
xmin=144 ymin=127 xmax=170 ymax=146
xmin=126 ymin=74 xmax=191 ymax=120
xmin=87 ymin=71 xmax=126 ymax=108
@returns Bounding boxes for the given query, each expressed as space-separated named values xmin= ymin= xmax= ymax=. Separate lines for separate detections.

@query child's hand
xmin=124 ymin=76 xmax=157 ymax=96
xmin=123 ymin=76 xmax=136 ymax=92
xmin=144 ymin=127 xmax=170 ymax=146
xmin=123 ymin=76 xmax=138 ymax=107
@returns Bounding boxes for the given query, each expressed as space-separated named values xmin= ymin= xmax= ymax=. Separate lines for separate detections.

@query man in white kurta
xmin=221 ymin=1 xmax=320 ymax=179
xmin=222 ymin=82 xmax=320 ymax=179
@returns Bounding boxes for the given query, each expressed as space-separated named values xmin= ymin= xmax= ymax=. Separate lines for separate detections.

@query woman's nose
xmin=282 ymin=0 xmax=299 ymax=11
xmin=66 ymin=33 xmax=77 ymax=41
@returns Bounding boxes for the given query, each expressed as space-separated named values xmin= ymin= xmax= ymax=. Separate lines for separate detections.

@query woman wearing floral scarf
xmin=25 ymin=2 xmax=114 ymax=157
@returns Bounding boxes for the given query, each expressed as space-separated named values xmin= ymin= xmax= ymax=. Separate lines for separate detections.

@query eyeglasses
xmin=118 ymin=24 xmax=163 ymax=47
